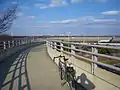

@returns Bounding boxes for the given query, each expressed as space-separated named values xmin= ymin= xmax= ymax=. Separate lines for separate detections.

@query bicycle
xmin=53 ymin=55 xmax=76 ymax=90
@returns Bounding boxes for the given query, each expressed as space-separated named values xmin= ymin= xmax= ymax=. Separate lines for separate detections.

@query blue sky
xmin=0 ymin=0 xmax=120 ymax=36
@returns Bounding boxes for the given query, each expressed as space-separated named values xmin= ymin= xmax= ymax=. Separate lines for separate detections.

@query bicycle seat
xmin=64 ymin=58 xmax=68 ymax=61
xmin=59 ymin=55 xmax=61 ymax=57
xmin=59 ymin=55 xmax=64 ymax=58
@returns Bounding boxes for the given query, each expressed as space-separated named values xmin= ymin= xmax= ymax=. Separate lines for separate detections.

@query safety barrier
xmin=0 ymin=38 xmax=44 ymax=62
xmin=46 ymin=40 xmax=120 ymax=90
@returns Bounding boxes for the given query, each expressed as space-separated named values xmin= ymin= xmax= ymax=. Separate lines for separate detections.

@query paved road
xmin=0 ymin=44 xmax=68 ymax=90
xmin=27 ymin=44 xmax=68 ymax=90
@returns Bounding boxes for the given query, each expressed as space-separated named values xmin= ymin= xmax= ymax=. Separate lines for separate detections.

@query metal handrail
xmin=51 ymin=45 xmax=120 ymax=72
xmin=0 ymin=39 xmax=41 ymax=58
xmin=56 ymin=44 xmax=120 ymax=61
xmin=51 ymin=40 xmax=120 ymax=50
xmin=47 ymin=40 xmax=120 ymax=72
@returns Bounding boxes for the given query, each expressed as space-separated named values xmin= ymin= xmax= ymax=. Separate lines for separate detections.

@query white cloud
xmin=31 ymin=25 xmax=51 ymax=28
xmin=11 ymin=2 xmax=17 ymax=4
xmin=96 ymin=0 xmax=108 ymax=3
xmin=83 ymin=18 xmax=120 ymax=26
xmin=16 ymin=12 xmax=23 ymax=16
xmin=93 ymin=19 xmax=117 ymax=22
xmin=35 ymin=4 xmax=48 ymax=9
xmin=48 ymin=16 xmax=120 ymax=27
xmin=35 ymin=0 xmax=68 ymax=9
xmin=35 ymin=4 xmax=44 ymax=7
xmin=50 ymin=0 xmax=68 ymax=7
xmin=49 ymin=17 xmax=93 ymax=24
xmin=81 ymin=16 xmax=95 ymax=21
xmin=102 ymin=11 xmax=120 ymax=15
xmin=70 ymin=0 xmax=107 ymax=4
xmin=40 ymin=6 xmax=48 ymax=9
xmin=71 ymin=0 xmax=85 ymax=3
xmin=27 ymin=16 xmax=35 ymax=19
xmin=50 ymin=19 xmax=78 ymax=24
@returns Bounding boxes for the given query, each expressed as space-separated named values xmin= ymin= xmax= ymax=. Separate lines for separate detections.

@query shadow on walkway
xmin=0 ymin=49 xmax=31 ymax=90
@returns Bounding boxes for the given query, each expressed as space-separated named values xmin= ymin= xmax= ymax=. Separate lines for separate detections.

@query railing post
xmin=24 ymin=38 xmax=27 ymax=44
xmin=25 ymin=38 xmax=27 ymax=44
xmin=14 ymin=40 xmax=15 ymax=46
xmin=48 ymin=41 xmax=50 ymax=47
xmin=92 ymin=47 xmax=98 ymax=74
xmin=15 ymin=40 xmax=18 ymax=46
xmin=54 ymin=42 xmax=57 ymax=49
xmin=50 ymin=41 xmax=53 ymax=47
xmin=60 ymin=42 xmax=63 ymax=51
xmin=26 ymin=39 xmax=28 ymax=44
xmin=46 ymin=41 xmax=48 ymax=47
xmin=27 ymin=39 xmax=30 ymax=44
xmin=24 ymin=39 xmax=26 ymax=44
xmin=27 ymin=38 xmax=29 ymax=44
xmin=12 ymin=40 xmax=14 ymax=47
xmin=3 ymin=41 xmax=6 ymax=50
xmin=24 ymin=38 xmax=25 ymax=44
xmin=19 ymin=40 xmax=21 ymax=45
xmin=60 ymin=42 xmax=64 ymax=55
xmin=8 ymin=41 xmax=11 ymax=48
xmin=71 ymin=44 xmax=76 ymax=64
xmin=22 ymin=39 xmax=24 ymax=45
xmin=71 ymin=44 xmax=75 ymax=55
xmin=46 ymin=41 xmax=51 ymax=47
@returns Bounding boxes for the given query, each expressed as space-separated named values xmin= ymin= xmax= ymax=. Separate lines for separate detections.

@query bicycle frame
xmin=53 ymin=55 xmax=76 ymax=90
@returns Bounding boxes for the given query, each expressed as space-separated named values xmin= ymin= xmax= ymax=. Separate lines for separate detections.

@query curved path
xmin=0 ymin=44 xmax=68 ymax=90
xmin=27 ymin=44 xmax=68 ymax=90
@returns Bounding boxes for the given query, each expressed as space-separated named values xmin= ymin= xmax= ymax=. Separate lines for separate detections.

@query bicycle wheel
xmin=58 ymin=63 xmax=64 ymax=80
xmin=67 ymin=81 xmax=75 ymax=90
xmin=60 ymin=68 xmax=64 ymax=80
xmin=66 ymin=72 xmax=76 ymax=90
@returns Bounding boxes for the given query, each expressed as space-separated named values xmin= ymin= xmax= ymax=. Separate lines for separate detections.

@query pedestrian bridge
xmin=0 ymin=38 xmax=120 ymax=90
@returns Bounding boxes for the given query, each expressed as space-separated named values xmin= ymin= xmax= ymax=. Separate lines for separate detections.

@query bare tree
xmin=0 ymin=5 xmax=18 ymax=33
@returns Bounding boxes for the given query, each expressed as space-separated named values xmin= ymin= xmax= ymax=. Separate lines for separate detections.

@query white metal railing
xmin=98 ymin=43 xmax=120 ymax=46
xmin=0 ymin=38 xmax=40 ymax=50
xmin=0 ymin=37 xmax=42 ymax=60
xmin=46 ymin=40 xmax=120 ymax=75
xmin=52 ymin=40 xmax=120 ymax=50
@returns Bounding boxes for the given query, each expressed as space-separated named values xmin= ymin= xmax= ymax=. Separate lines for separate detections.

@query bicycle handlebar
xmin=53 ymin=55 xmax=68 ymax=61
xmin=54 ymin=55 xmax=65 ymax=59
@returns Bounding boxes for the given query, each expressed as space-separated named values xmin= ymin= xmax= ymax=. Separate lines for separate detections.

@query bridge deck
xmin=27 ymin=45 xmax=68 ymax=90
xmin=0 ymin=45 xmax=68 ymax=90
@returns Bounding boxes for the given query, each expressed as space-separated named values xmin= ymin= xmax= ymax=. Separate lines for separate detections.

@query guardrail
xmin=98 ymin=43 xmax=120 ymax=46
xmin=0 ymin=37 xmax=43 ymax=61
xmin=0 ymin=38 xmax=39 ymax=50
xmin=46 ymin=40 xmax=120 ymax=75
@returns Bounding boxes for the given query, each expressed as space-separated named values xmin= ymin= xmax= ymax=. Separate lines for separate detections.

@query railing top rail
xmin=50 ymin=44 xmax=120 ymax=72
xmin=47 ymin=40 xmax=120 ymax=73
xmin=50 ymin=40 xmax=120 ymax=50
xmin=55 ymin=44 xmax=120 ymax=61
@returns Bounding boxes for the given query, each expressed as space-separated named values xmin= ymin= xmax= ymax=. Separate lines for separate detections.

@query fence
xmin=0 ymin=37 xmax=43 ymax=61
xmin=46 ymin=40 xmax=120 ymax=90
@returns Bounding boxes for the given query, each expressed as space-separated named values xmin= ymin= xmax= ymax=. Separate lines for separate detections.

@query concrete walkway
xmin=0 ymin=45 xmax=68 ymax=90
xmin=27 ymin=45 xmax=68 ymax=90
